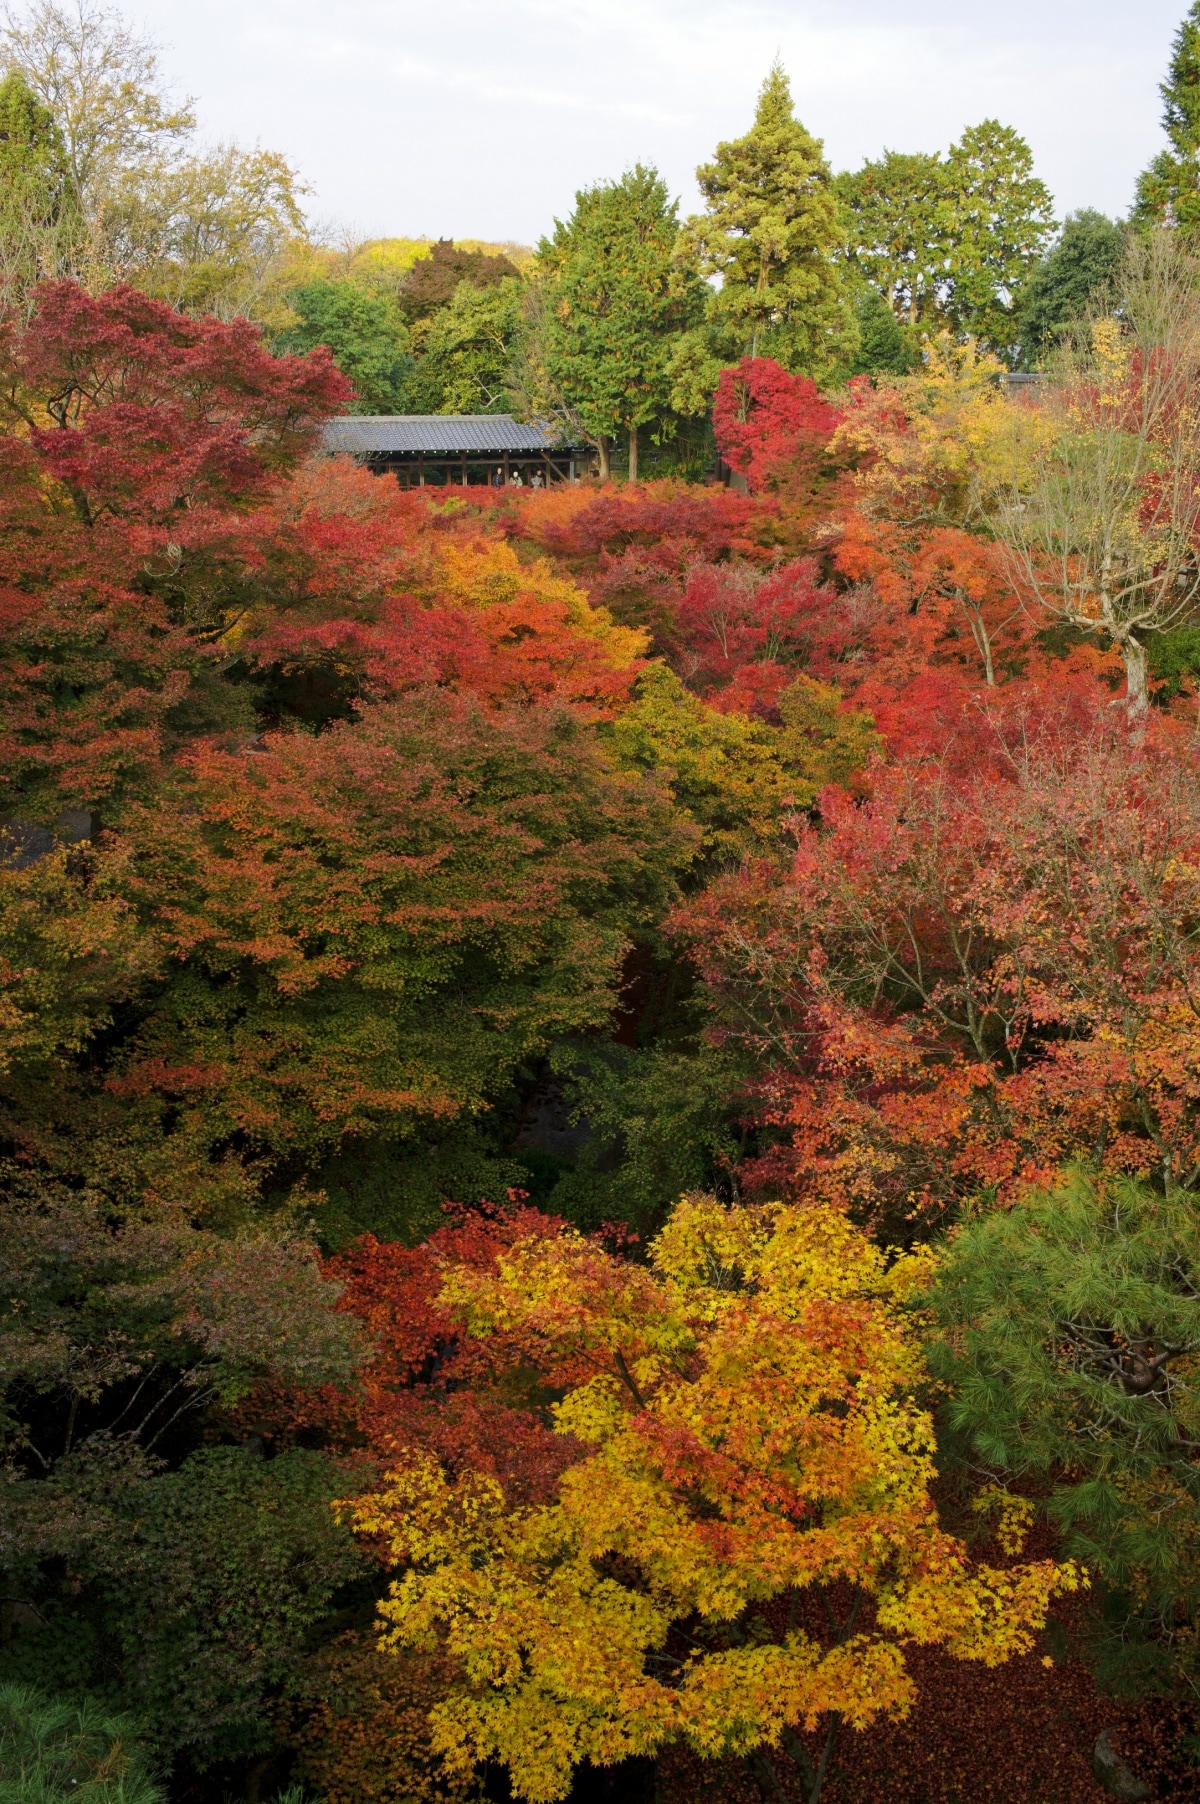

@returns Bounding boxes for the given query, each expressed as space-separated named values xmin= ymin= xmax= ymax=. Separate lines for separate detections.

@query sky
xmin=127 ymin=0 xmax=1188 ymax=247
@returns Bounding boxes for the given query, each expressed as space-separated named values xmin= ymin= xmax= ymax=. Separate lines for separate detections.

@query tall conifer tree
xmin=1134 ymin=2 xmax=1200 ymax=227
xmin=686 ymin=62 xmax=854 ymax=376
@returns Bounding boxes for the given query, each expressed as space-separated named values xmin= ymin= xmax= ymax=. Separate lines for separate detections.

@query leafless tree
xmin=995 ymin=230 xmax=1200 ymax=722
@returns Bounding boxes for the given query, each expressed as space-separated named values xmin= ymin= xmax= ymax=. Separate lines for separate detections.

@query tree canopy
xmin=536 ymin=164 xmax=707 ymax=478
xmin=1135 ymin=0 xmax=1200 ymax=226
xmin=687 ymin=63 xmax=854 ymax=378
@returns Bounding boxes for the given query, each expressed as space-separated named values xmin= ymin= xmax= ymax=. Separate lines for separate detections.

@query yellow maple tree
xmin=344 ymin=1197 xmax=1080 ymax=1803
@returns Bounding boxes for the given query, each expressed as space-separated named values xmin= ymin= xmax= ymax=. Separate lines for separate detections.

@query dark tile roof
xmin=322 ymin=414 xmax=576 ymax=456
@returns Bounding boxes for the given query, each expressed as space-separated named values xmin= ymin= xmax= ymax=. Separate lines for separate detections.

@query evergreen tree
xmin=838 ymin=148 xmax=949 ymax=328
xmin=933 ymin=1174 xmax=1200 ymax=1696
xmin=686 ymin=62 xmax=855 ymax=377
xmin=940 ymin=120 xmax=1056 ymax=362
xmin=0 ymin=66 xmax=69 ymax=193
xmin=536 ymin=164 xmax=706 ymax=479
xmin=274 ymin=277 xmax=411 ymax=414
xmin=0 ymin=1687 xmax=164 ymax=1803
xmin=1017 ymin=209 xmax=1127 ymax=364
xmin=843 ymin=283 xmax=919 ymax=377
xmin=838 ymin=122 xmax=1054 ymax=364
xmin=1134 ymin=1 xmax=1200 ymax=227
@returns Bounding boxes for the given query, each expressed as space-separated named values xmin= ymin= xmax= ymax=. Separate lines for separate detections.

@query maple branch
xmin=613 ymin=1347 xmax=647 ymax=1410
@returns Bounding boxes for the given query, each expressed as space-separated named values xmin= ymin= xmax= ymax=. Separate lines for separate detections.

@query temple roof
xmin=321 ymin=414 xmax=574 ymax=455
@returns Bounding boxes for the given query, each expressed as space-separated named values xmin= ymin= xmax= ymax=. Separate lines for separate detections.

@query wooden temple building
xmin=321 ymin=415 xmax=596 ymax=487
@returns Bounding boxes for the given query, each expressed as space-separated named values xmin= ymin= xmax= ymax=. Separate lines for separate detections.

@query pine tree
xmin=1134 ymin=2 xmax=1200 ymax=227
xmin=686 ymin=62 xmax=855 ymax=377
xmin=933 ymin=1174 xmax=1200 ymax=1696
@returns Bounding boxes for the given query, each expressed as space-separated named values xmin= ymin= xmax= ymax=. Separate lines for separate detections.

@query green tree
xmin=545 ymin=1033 xmax=748 ymax=1235
xmin=1134 ymin=1 xmax=1200 ymax=228
xmin=108 ymin=1449 xmax=370 ymax=1764
xmin=0 ymin=1686 xmax=163 ymax=1804
xmin=839 ymin=124 xmax=1055 ymax=363
xmin=941 ymin=120 xmax=1056 ymax=361
xmin=0 ymin=66 xmax=76 ymax=294
xmin=686 ymin=61 xmax=855 ymax=376
xmin=1017 ymin=209 xmax=1127 ymax=364
xmin=841 ymin=283 xmax=919 ymax=377
xmin=401 ymin=277 xmax=524 ymax=415
xmin=536 ymin=164 xmax=706 ymax=479
xmin=117 ymin=143 xmax=306 ymax=320
xmin=932 ymin=1173 xmax=1200 ymax=1696
xmin=274 ymin=277 xmax=411 ymax=413
xmin=838 ymin=148 xmax=948 ymax=328
xmin=1 ymin=0 xmax=193 ymax=237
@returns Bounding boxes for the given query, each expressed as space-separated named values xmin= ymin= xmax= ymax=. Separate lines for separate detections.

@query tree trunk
xmin=963 ymin=602 xmax=996 ymax=687
xmin=628 ymin=426 xmax=638 ymax=483
xmin=597 ymin=437 xmax=611 ymax=482
xmin=1123 ymin=634 xmax=1149 ymax=725
xmin=782 ymin=1718 xmax=839 ymax=1804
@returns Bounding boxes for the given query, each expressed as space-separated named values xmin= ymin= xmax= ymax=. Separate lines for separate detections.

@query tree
xmin=1 ymin=0 xmax=305 ymax=312
xmin=672 ymin=723 xmax=1200 ymax=1238
xmin=346 ymin=1195 xmax=1076 ymax=1804
xmin=2 ymin=0 xmax=192 ymax=231
xmin=1016 ymin=209 xmax=1127 ymax=365
xmin=687 ymin=63 xmax=854 ymax=376
xmin=0 ymin=1686 xmax=164 ymax=1803
xmin=114 ymin=692 xmax=693 ymax=1178
xmin=0 ymin=1175 xmax=365 ymax=1740
xmin=711 ymin=355 xmax=842 ymax=495
xmin=401 ymin=276 xmax=524 ymax=415
xmin=399 ymin=236 xmax=519 ymax=326
xmin=940 ymin=121 xmax=1056 ymax=361
xmin=317 ymin=1204 xmax=582 ymax=1501
xmin=112 ymin=140 xmax=306 ymax=319
xmin=0 ymin=66 xmax=76 ymax=297
xmin=536 ymin=164 xmax=706 ymax=479
xmin=107 ymin=1448 xmax=371 ymax=1764
xmin=0 ymin=280 xmax=348 ymax=821
xmin=838 ymin=126 xmax=1055 ymax=363
xmin=838 ymin=149 xmax=948 ymax=329
xmin=996 ymin=234 xmax=1200 ymax=719
xmin=842 ymin=283 xmax=918 ymax=378
xmin=287 ymin=1636 xmax=482 ymax=1804
xmin=0 ymin=278 xmax=348 ymax=525
xmin=1134 ymin=1 xmax=1200 ymax=228
xmin=0 ymin=1180 xmax=362 ymax=1484
xmin=933 ymin=1173 xmax=1200 ymax=1698
xmin=274 ymin=276 xmax=411 ymax=413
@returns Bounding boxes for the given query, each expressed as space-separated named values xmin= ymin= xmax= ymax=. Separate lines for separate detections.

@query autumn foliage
xmin=347 ymin=1196 xmax=1078 ymax=1802
xmin=6 ymin=271 xmax=1200 ymax=1804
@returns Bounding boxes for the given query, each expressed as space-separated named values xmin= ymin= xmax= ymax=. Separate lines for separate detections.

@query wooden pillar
xmin=503 ymin=450 xmax=510 ymax=483
xmin=419 ymin=452 xmax=425 ymax=487
xmin=461 ymin=454 xmax=467 ymax=486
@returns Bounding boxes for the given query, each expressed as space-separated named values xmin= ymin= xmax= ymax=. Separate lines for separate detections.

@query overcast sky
xmin=128 ymin=0 xmax=1186 ymax=246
